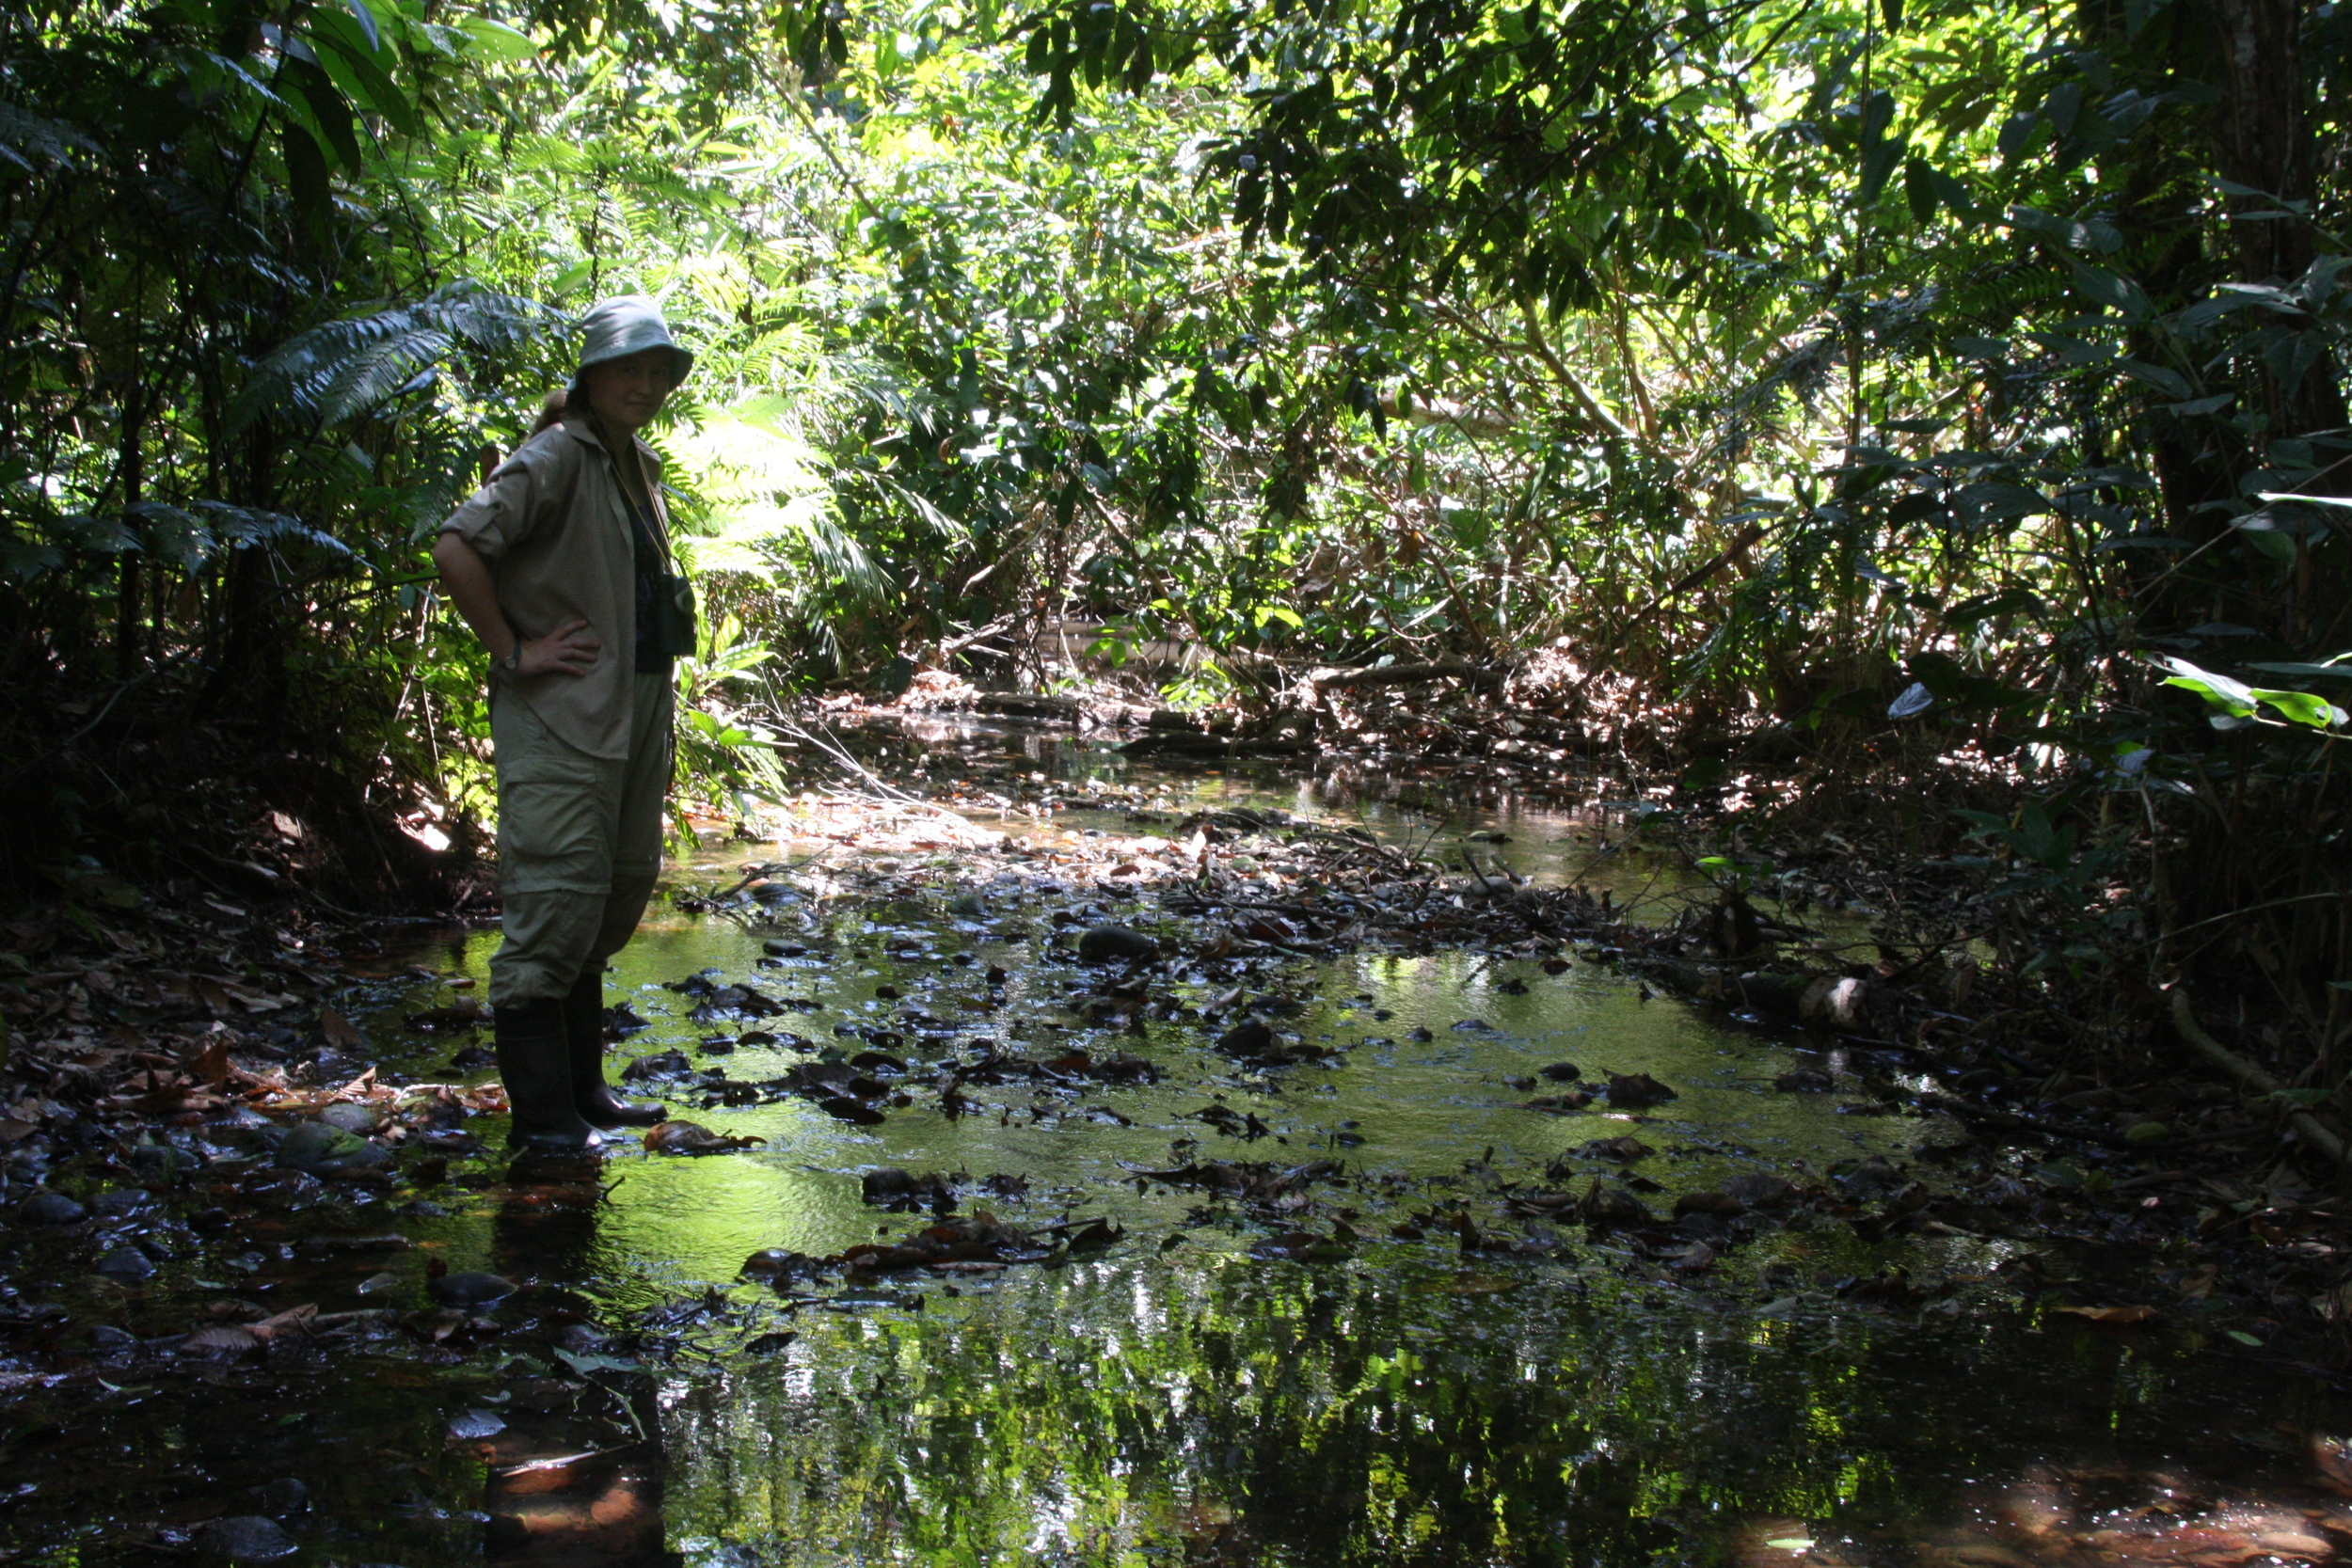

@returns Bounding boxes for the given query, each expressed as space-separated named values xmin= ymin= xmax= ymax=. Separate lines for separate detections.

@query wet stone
xmin=1216 ymin=1021 xmax=1275 ymax=1055
xmin=1077 ymin=925 xmax=1159 ymax=963
xmin=256 ymin=1478 xmax=309 ymax=1515
xmin=1720 ymin=1172 xmax=1796 ymax=1208
xmin=85 ymin=1194 xmax=153 ymax=1227
xmin=275 ymin=1122 xmax=393 ymax=1179
xmin=87 ymin=1323 xmax=137 ymax=1353
xmin=623 ymin=1049 xmax=691 ymax=1082
xmin=429 ymin=1270 xmax=515 ymax=1306
xmin=124 ymin=1141 xmax=181 ymax=1183
xmin=193 ymin=1515 xmax=299 ymax=1561
xmin=17 ymin=1191 xmax=85 ymax=1225
xmin=94 ymin=1244 xmax=157 ymax=1280
xmin=318 ymin=1102 xmax=382 ymax=1133
xmin=1603 ymin=1071 xmax=1677 ymax=1107
xmin=447 ymin=1409 xmax=507 ymax=1440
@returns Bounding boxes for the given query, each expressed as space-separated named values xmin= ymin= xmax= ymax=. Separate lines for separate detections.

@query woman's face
xmin=580 ymin=347 xmax=675 ymax=432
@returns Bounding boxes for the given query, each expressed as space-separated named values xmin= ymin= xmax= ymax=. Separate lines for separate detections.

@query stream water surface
xmin=8 ymin=726 xmax=2348 ymax=1568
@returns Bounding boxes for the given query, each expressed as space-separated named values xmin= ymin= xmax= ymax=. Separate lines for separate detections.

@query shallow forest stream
xmin=0 ymin=721 xmax=2344 ymax=1567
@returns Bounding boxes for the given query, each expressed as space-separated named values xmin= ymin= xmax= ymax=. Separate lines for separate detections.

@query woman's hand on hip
xmin=519 ymin=619 xmax=601 ymax=677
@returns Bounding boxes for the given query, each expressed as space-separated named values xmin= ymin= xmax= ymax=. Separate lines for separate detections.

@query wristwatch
xmin=501 ymin=645 xmax=522 ymax=676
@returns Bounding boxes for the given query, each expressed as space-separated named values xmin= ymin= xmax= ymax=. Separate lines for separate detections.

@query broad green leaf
xmin=2158 ymin=657 xmax=2258 ymax=717
xmin=2117 ymin=357 xmax=2188 ymax=399
xmin=286 ymin=57 xmax=364 ymax=168
xmin=2070 ymin=261 xmax=2152 ymax=320
xmin=342 ymin=0 xmax=381 ymax=51
xmin=1903 ymin=156 xmax=1937 ymax=224
xmin=309 ymin=13 xmax=421 ymax=135
xmin=2249 ymin=688 xmax=2345 ymax=727
xmin=455 ymin=15 xmax=540 ymax=60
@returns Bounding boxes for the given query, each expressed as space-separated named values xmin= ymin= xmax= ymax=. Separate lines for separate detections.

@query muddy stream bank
xmin=1 ymin=722 xmax=2346 ymax=1568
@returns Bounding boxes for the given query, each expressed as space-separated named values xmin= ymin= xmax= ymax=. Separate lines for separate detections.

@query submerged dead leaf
xmin=644 ymin=1119 xmax=768 ymax=1154
xmin=2052 ymin=1304 xmax=2158 ymax=1325
xmin=321 ymin=1007 xmax=366 ymax=1051
xmin=180 ymin=1323 xmax=262 ymax=1359
xmin=1603 ymin=1071 xmax=1677 ymax=1107
xmin=1674 ymin=1190 xmax=1747 ymax=1218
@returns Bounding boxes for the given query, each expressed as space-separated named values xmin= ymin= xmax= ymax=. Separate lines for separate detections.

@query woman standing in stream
xmin=431 ymin=295 xmax=696 ymax=1150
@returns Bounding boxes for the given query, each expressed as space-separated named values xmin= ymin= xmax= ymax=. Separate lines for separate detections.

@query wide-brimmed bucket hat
xmin=576 ymin=294 xmax=693 ymax=388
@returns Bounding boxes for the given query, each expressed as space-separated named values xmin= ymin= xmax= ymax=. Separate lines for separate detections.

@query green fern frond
xmin=0 ymin=100 xmax=99 ymax=172
xmin=228 ymin=279 xmax=561 ymax=435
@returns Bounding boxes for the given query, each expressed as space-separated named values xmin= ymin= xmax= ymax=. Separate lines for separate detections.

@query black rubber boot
xmin=493 ymin=996 xmax=601 ymax=1151
xmin=563 ymin=971 xmax=666 ymax=1129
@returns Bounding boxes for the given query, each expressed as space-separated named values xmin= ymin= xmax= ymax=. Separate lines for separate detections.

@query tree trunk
xmin=2208 ymin=0 xmax=2349 ymax=442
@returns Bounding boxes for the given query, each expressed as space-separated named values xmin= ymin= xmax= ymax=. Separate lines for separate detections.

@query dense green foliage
xmin=2 ymin=0 xmax=2345 ymax=1047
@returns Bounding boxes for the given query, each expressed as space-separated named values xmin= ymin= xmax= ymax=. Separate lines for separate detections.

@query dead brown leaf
xmin=321 ymin=1007 xmax=365 ymax=1051
xmin=2052 ymin=1304 xmax=2158 ymax=1325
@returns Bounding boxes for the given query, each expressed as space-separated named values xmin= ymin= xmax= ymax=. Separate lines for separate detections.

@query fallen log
xmin=971 ymin=691 xmax=1083 ymax=721
xmin=1306 ymin=661 xmax=1503 ymax=691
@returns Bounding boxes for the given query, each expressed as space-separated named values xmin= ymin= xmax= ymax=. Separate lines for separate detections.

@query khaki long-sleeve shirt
xmin=438 ymin=416 xmax=675 ymax=760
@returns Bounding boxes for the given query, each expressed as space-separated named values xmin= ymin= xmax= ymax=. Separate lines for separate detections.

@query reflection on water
xmin=840 ymin=713 xmax=1678 ymax=905
xmin=657 ymin=1249 xmax=2346 ymax=1567
xmin=386 ymin=812 xmax=2345 ymax=1566
xmin=26 ymin=724 xmax=2320 ymax=1568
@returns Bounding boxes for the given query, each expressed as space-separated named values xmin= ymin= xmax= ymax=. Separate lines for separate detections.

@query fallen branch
xmin=1305 ymin=661 xmax=1503 ymax=691
xmin=2169 ymin=988 xmax=2349 ymax=1167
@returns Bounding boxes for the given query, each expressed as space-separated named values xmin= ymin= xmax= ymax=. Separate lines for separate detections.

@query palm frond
xmin=0 ymin=100 xmax=99 ymax=173
xmin=228 ymin=279 xmax=563 ymax=435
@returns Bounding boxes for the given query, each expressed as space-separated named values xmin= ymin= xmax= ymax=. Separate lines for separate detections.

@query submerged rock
xmin=194 ymin=1516 xmax=299 ymax=1561
xmin=1215 ymin=1021 xmax=1275 ymax=1056
xmin=1719 ymin=1172 xmax=1796 ymax=1208
xmin=318 ymin=1102 xmax=382 ymax=1133
xmin=862 ymin=1167 xmax=918 ymax=1203
xmin=1579 ymin=1182 xmax=1652 ymax=1228
xmin=621 ymin=1049 xmax=691 ymax=1082
xmin=88 ymin=1188 xmax=156 ymax=1218
xmin=1602 ymin=1071 xmax=1677 ymax=1107
xmin=429 ymin=1271 xmax=515 ymax=1307
xmin=17 ymin=1191 xmax=85 ymax=1225
xmin=1077 ymin=925 xmax=1158 ymax=964
xmin=275 ymin=1121 xmax=392 ymax=1179
xmin=94 ymin=1245 xmax=157 ymax=1281
xmin=256 ymin=1478 xmax=308 ymax=1515
xmin=861 ymin=1167 xmax=959 ymax=1210
xmin=1675 ymin=1190 xmax=1748 ymax=1218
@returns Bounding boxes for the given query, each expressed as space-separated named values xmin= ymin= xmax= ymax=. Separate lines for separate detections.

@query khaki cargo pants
xmin=487 ymin=673 xmax=674 ymax=1008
